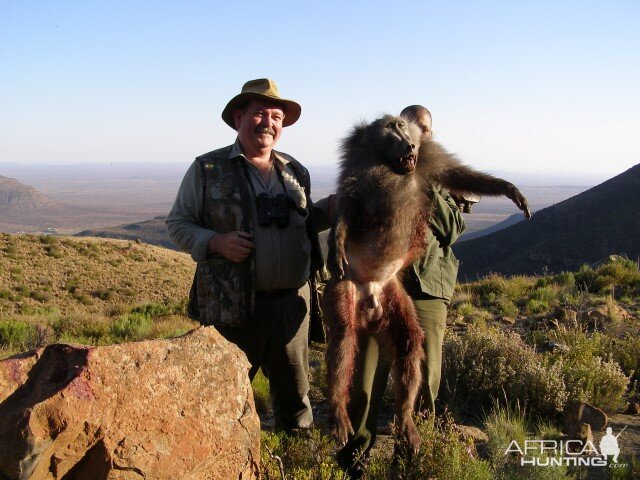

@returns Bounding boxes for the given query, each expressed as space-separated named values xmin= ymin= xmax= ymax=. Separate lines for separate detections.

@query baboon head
xmin=361 ymin=115 xmax=421 ymax=174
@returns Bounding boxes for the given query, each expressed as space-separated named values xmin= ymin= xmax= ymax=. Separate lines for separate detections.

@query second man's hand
xmin=208 ymin=231 xmax=255 ymax=263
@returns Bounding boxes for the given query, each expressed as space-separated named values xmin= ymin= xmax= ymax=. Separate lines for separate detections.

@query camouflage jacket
xmin=186 ymin=145 xmax=326 ymax=327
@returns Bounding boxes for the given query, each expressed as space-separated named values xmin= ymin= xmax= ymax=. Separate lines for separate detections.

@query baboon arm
xmin=329 ymin=217 xmax=349 ymax=279
xmin=435 ymin=166 xmax=531 ymax=219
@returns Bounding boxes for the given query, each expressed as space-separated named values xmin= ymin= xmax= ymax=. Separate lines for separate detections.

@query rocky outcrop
xmin=563 ymin=400 xmax=608 ymax=439
xmin=0 ymin=327 xmax=260 ymax=480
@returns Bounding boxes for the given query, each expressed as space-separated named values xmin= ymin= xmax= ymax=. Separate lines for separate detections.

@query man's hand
xmin=208 ymin=231 xmax=255 ymax=263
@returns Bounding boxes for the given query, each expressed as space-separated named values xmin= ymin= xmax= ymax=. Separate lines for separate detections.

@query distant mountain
xmin=0 ymin=175 xmax=56 ymax=211
xmin=462 ymin=213 xmax=525 ymax=241
xmin=76 ymin=216 xmax=177 ymax=250
xmin=454 ymin=163 xmax=640 ymax=279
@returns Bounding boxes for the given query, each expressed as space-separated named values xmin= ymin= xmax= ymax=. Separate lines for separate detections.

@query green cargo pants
xmin=216 ymin=283 xmax=313 ymax=431
xmin=336 ymin=293 xmax=447 ymax=469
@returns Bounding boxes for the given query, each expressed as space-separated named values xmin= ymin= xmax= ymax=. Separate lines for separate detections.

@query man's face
xmin=415 ymin=112 xmax=432 ymax=141
xmin=233 ymin=99 xmax=285 ymax=155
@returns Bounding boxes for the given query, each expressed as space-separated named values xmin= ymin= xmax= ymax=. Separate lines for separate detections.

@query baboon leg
xmin=323 ymin=278 xmax=359 ymax=444
xmin=383 ymin=278 xmax=425 ymax=452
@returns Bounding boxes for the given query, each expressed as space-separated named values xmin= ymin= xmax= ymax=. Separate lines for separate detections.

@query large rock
xmin=563 ymin=400 xmax=608 ymax=439
xmin=0 ymin=327 xmax=260 ymax=480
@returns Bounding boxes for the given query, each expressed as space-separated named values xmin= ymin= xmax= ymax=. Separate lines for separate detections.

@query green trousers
xmin=336 ymin=294 xmax=447 ymax=468
xmin=216 ymin=283 xmax=313 ymax=431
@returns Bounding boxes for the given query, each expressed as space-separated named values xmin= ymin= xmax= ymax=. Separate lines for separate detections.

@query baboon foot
xmin=400 ymin=419 xmax=421 ymax=454
xmin=333 ymin=409 xmax=354 ymax=446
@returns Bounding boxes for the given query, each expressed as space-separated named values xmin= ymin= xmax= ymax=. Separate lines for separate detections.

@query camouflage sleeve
xmin=166 ymin=160 xmax=217 ymax=262
xmin=429 ymin=187 xmax=466 ymax=248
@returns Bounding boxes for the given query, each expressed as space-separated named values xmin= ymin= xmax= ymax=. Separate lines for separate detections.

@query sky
xmin=1 ymin=0 xmax=639 ymax=182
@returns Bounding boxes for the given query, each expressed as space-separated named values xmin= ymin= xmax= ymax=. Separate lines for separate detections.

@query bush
xmin=525 ymin=299 xmax=549 ymax=315
xmin=575 ymin=258 xmax=640 ymax=297
xmin=0 ymin=320 xmax=36 ymax=350
xmin=45 ymin=245 xmax=63 ymax=258
xmin=52 ymin=315 xmax=111 ymax=344
xmin=484 ymin=405 xmax=572 ymax=480
xmin=14 ymin=284 xmax=30 ymax=297
xmin=441 ymin=326 xmax=568 ymax=419
xmin=606 ymin=335 xmax=640 ymax=384
xmin=535 ymin=327 xmax=631 ymax=411
xmin=30 ymin=290 xmax=52 ymax=303
xmin=547 ymin=352 xmax=629 ymax=412
xmin=375 ymin=413 xmax=493 ymax=480
xmin=110 ymin=313 xmax=153 ymax=341
xmin=94 ymin=288 xmax=116 ymax=301
xmin=130 ymin=303 xmax=183 ymax=318
xmin=39 ymin=235 xmax=58 ymax=245
xmin=260 ymin=429 xmax=341 ymax=479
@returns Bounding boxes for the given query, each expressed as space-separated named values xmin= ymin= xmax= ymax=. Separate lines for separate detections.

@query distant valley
xmin=0 ymin=163 xmax=590 ymax=239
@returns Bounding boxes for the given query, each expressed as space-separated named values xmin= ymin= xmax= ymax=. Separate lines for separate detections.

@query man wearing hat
xmin=167 ymin=79 xmax=327 ymax=432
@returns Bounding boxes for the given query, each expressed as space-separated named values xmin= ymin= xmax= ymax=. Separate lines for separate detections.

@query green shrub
xmin=66 ymin=281 xmax=78 ymax=294
xmin=94 ymin=288 xmax=115 ymax=301
xmin=130 ymin=303 xmax=182 ymax=317
xmin=110 ymin=313 xmax=153 ymax=341
xmin=45 ymin=245 xmax=63 ymax=258
xmin=553 ymin=271 xmax=576 ymax=287
xmin=39 ymin=235 xmax=58 ymax=245
xmin=547 ymin=352 xmax=629 ymax=412
xmin=0 ymin=320 xmax=36 ymax=350
xmin=377 ymin=413 xmax=493 ymax=480
xmin=484 ymin=405 xmax=572 ymax=480
xmin=260 ymin=429 xmax=341 ymax=479
xmin=534 ymin=327 xmax=631 ymax=411
xmin=575 ymin=258 xmax=640 ymax=296
xmin=3 ymin=243 xmax=18 ymax=255
xmin=492 ymin=297 xmax=519 ymax=317
xmin=30 ymin=290 xmax=52 ymax=303
xmin=15 ymin=284 xmax=30 ymax=297
xmin=606 ymin=335 xmax=640 ymax=383
xmin=74 ymin=293 xmax=93 ymax=305
xmin=441 ymin=326 xmax=568 ymax=419
xmin=525 ymin=299 xmax=549 ymax=315
xmin=52 ymin=315 xmax=110 ymax=342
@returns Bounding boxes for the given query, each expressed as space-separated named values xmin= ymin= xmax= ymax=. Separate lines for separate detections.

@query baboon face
xmin=366 ymin=115 xmax=420 ymax=174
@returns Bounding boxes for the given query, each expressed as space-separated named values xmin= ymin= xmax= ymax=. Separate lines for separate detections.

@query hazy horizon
xmin=2 ymin=1 xmax=639 ymax=179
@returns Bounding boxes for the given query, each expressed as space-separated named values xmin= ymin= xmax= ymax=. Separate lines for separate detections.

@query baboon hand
xmin=330 ymin=248 xmax=348 ymax=280
xmin=506 ymin=184 xmax=531 ymax=220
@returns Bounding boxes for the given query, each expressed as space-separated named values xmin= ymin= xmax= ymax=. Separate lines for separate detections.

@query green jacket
xmin=411 ymin=187 xmax=466 ymax=302
xmin=169 ymin=145 xmax=326 ymax=327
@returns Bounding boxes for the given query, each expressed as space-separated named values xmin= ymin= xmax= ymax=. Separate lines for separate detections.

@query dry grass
xmin=0 ymin=233 xmax=194 ymax=317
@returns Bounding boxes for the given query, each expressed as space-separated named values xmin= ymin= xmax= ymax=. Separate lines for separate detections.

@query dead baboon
xmin=324 ymin=114 xmax=530 ymax=450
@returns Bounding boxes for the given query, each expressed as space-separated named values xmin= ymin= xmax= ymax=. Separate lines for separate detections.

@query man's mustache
xmin=254 ymin=127 xmax=276 ymax=136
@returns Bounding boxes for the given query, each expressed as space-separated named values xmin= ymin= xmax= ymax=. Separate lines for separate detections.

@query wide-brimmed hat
xmin=221 ymin=78 xmax=301 ymax=129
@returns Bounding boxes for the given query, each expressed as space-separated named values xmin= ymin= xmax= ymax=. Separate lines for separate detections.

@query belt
xmin=256 ymin=288 xmax=298 ymax=298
